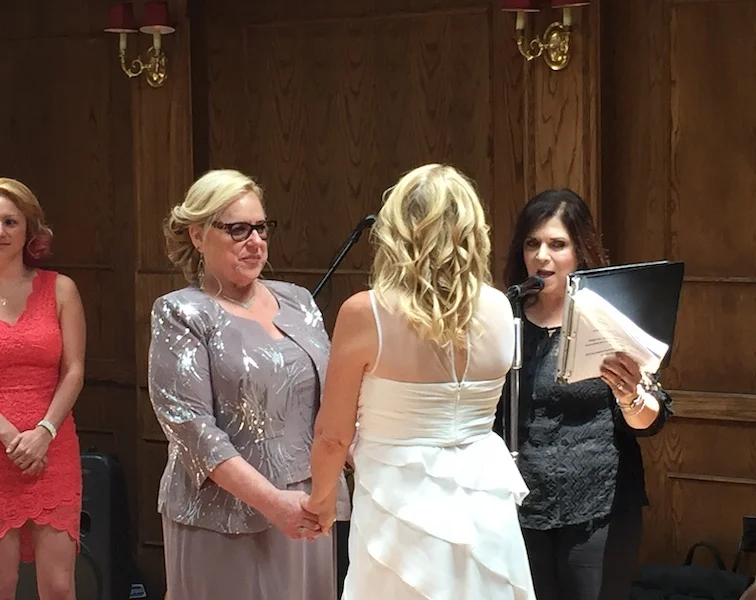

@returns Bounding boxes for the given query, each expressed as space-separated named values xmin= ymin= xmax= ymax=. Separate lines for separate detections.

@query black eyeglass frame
xmin=211 ymin=220 xmax=278 ymax=242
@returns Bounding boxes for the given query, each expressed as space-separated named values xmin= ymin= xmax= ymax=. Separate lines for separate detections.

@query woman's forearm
xmin=209 ymin=456 xmax=281 ymax=517
xmin=0 ymin=415 xmax=19 ymax=447
xmin=43 ymin=365 xmax=84 ymax=431
xmin=309 ymin=434 xmax=350 ymax=507
xmin=621 ymin=391 xmax=660 ymax=429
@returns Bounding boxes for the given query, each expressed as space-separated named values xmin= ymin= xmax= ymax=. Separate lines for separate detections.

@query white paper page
xmin=563 ymin=288 xmax=669 ymax=384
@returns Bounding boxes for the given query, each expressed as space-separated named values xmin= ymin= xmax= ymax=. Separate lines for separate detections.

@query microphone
xmin=505 ymin=275 xmax=544 ymax=301
xmin=347 ymin=214 xmax=377 ymax=244
xmin=313 ymin=214 xmax=377 ymax=300
xmin=358 ymin=214 xmax=377 ymax=229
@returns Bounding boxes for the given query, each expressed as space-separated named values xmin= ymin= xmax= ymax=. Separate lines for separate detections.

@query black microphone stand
xmin=503 ymin=276 xmax=542 ymax=463
xmin=313 ymin=216 xmax=376 ymax=299
xmin=508 ymin=297 xmax=523 ymax=463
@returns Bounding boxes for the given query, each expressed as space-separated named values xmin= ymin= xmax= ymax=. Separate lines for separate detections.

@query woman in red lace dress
xmin=0 ymin=178 xmax=86 ymax=600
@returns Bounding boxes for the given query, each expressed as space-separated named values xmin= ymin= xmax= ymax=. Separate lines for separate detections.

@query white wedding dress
xmin=342 ymin=285 xmax=536 ymax=600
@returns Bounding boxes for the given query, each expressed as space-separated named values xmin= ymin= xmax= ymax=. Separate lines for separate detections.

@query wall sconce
xmin=104 ymin=1 xmax=175 ymax=88
xmin=501 ymin=0 xmax=590 ymax=72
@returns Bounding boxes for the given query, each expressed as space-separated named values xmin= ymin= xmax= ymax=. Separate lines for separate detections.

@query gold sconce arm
xmin=516 ymin=34 xmax=544 ymax=62
xmin=118 ymin=45 xmax=168 ymax=88
xmin=513 ymin=7 xmax=575 ymax=72
xmin=517 ymin=21 xmax=571 ymax=71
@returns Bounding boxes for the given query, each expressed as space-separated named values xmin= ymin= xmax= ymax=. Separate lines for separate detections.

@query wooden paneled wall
xmin=0 ymin=0 xmax=140 ymax=551
xmin=0 ymin=0 xmax=599 ymax=593
xmin=0 ymin=0 xmax=190 ymax=592
xmin=9 ymin=0 xmax=753 ymax=594
xmin=130 ymin=0 xmax=194 ymax=586
xmin=203 ymin=0 xmax=599 ymax=315
xmin=602 ymin=0 xmax=756 ymax=571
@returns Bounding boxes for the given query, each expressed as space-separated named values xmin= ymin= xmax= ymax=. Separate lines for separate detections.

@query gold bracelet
xmin=616 ymin=395 xmax=645 ymax=416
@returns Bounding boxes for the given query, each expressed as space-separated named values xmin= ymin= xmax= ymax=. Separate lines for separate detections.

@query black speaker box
xmin=15 ymin=452 xmax=134 ymax=600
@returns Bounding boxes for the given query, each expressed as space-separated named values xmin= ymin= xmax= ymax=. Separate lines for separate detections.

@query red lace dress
xmin=0 ymin=269 xmax=81 ymax=562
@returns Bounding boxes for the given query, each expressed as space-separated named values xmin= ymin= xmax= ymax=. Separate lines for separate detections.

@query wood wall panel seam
xmin=668 ymin=473 xmax=756 ymax=486
xmin=235 ymin=6 xmax=489 ymax=29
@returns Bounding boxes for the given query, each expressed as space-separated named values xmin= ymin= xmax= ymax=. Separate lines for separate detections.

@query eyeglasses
xmin=212 ymin=220 xmax=277 ymax=242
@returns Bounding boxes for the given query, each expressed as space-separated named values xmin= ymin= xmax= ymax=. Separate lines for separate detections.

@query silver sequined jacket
xmin=148 ymin=280 xmax=349 ymax=534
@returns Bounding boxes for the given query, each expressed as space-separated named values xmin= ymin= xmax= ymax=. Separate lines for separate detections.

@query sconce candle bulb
xmin=516 ymin=11 xmax=526 ymax=31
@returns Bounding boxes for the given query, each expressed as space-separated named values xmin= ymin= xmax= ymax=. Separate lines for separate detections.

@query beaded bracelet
xmin=616 ymin=394 xmax=646 ymax=417
xmin=36 ymin=419 xmax=57 ymax=439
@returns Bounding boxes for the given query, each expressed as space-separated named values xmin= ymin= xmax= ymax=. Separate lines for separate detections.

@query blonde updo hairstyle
xmin=164 ymin=169 xmax=264 ymax=285
xmin=0 ymin=178 xmax=54 ymax=265
xmin=370 ymin=164 xmax=492 ymax=349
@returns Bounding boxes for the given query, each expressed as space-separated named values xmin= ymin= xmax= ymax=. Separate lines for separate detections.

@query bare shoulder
xmin=481 ymin=283 xmax=507 ymax=302
xmin=333 ymin=292 xmax=376 ymax=360
xmin=480 ymin=284 xmax=513 ymax=320
xmin=338 ymin=291 xmax=373 ymax=319
xmin=333 ymin=291 xmax=375 ymax=336
xmin=481 ymin=283 xmax=510 ymax=308
xmin=54 ymin=273 xmax=81 ymax=303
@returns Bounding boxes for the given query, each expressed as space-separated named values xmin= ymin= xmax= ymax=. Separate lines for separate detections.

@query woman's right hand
xmin=0 ymin=425 xmax=20 ymax=450
xmin=0 ymin=425 xmax=45 ymax=475
xmin=301 ymin=491 xmax=337 ymax=535
xmin=263 ymin=489 xmax=323 ymax=540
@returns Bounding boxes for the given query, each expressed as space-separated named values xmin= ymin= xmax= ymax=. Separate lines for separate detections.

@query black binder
xmin=557 ymin=260 xmax=685 ymax=379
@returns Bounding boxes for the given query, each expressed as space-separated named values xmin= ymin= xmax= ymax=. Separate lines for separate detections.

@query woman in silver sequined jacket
xmin=148 ymin=169 xmax=349 ymax=600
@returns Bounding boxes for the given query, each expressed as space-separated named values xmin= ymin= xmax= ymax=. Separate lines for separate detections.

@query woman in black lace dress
xmin=496 ymin=189 xmax=673 ymax=600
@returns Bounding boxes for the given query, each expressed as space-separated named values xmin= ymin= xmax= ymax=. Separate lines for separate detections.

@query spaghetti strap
xmin=367 ymin=291 xmax=383 ymax=374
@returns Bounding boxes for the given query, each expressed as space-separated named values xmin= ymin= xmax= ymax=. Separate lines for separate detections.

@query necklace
xmin=0 ymin=270 xmax=33 ymax=308
xmin=219 ymin=283 xmax=258 ymax=309
xmin=220 ymin=293 xmax=256 ymax=309
xmin=201 ymin=281 xmax=258 ymax=309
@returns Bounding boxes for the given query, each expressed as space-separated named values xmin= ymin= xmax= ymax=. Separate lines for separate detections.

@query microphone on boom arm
xmin=312 ymin=214 xmax=377 ymax=300
xmin=505 ymin=275 xmax=545 ymax=302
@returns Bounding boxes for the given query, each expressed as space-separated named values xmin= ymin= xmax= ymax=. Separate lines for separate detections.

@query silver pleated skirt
xmin=162 ymin=515 xmax=337 ymax=600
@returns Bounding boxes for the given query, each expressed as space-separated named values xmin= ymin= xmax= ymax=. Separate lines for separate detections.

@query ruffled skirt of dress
xmin=0 ymin=416 xmax=81 ymax=562
xmin=342 ymin=432 xmax=536 ymax=600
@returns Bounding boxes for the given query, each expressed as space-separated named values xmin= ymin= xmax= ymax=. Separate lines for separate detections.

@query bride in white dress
xmin=304 ymin=164 xmax=536 ymax=600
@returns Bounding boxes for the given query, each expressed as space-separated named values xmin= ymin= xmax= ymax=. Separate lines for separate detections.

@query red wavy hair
xmin=0 ymin=178 xmax=53 ymax=265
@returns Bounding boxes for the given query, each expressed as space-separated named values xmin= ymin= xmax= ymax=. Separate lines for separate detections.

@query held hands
xmin=300 ymin=491 xmax=337 ymax=536
xmin=6 ymin=426 xmax=53 ymax=474
xmin=265 ymin=489 xmax=323 ymax=541
xmin=600 ymin=352 xmax=642 ymax=402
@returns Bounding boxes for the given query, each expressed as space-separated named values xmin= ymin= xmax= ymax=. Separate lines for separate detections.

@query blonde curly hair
xmin=163 ymin=169 xmax=264 ymax=285
xmin=371 ymin=164 xmax=492 ymax=349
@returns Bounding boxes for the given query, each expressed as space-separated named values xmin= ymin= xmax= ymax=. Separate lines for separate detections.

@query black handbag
xmin=630 ymin=541 xmax=753 ymax=600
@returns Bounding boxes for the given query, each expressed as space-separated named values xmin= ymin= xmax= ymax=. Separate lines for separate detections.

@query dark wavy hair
xmin=503 ymin=188 xmax=608 ymax=287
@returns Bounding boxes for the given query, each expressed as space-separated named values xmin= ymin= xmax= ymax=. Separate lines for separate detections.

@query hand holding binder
xmin=556 ymin=261 xmax=684 ymax=385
